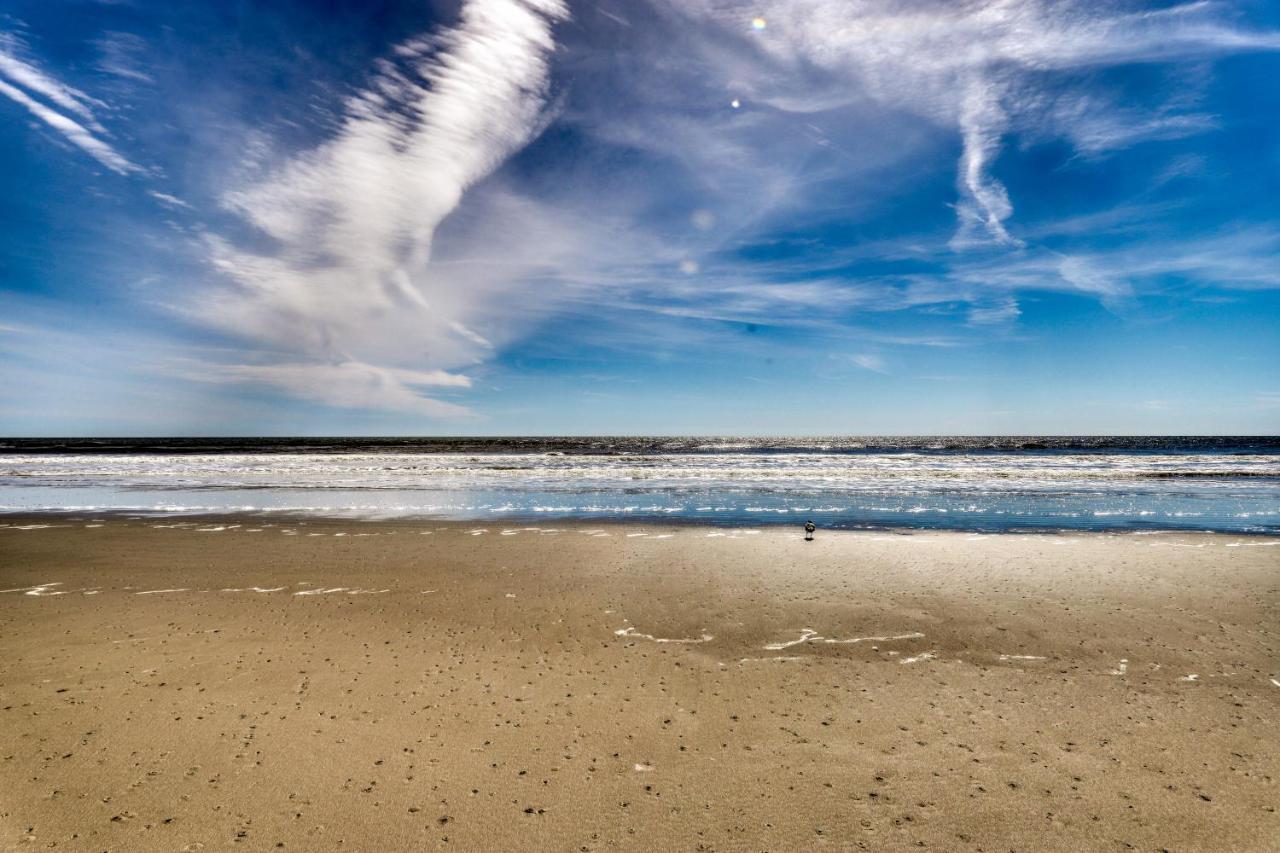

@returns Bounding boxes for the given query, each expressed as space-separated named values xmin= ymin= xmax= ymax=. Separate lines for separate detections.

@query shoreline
xmin=4 ymin=509 xmax=1279 ymax=538
xmin=3 ymin=518 xmax=1278 ymax=849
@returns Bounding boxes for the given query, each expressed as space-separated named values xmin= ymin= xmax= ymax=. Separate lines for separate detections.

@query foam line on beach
xmin=136 ymin=588 xmax=188 ymax=595
xmin=222 ymin=586 xmax=287 ymax=593
xmin=764 ymin=629 xmax=925 ymax=650
xmin=2 ymin=582 xmax=68 ymax=596
xmin=999 ymin=654 xmax=1047 ymax=661
xmin=293 ymin=587 xmax=389 ymax=596
xmin=900 ymin=651 xmax=937 ymax=664
xmin=615 ymin=627 xmax=713 ymax=644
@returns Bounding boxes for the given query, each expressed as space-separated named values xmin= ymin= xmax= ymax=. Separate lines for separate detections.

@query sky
xmin=1 ymin=0 xmax=1279 ymax=436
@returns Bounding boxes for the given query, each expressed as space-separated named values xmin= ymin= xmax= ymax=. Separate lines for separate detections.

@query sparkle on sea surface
xmin=751 ymin=16 xmax=767 ymax=30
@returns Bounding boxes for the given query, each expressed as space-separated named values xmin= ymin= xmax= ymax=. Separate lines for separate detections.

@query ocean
xmin=1 ymin=436 xmax=1277 ymax=533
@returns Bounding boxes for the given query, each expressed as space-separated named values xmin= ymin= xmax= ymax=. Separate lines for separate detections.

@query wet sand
xmin=1 ymin=517 xmax=1277 ymax=851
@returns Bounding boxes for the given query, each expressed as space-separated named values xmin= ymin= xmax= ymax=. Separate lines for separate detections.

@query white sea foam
xmin=615 ymin=626 xmax=713 ymax=644
xmin=136 ymin=588 xmax=188 ymax=595
xmin=999 ymin=654 xmax=1047 ymax=661
xmin=2 ymin=582 xmax=68 ymax=596
xmin=764 ymin=628 xmax=925 ymax=651
xmin=2 ymin=445 xmax=1276 ymax=532
xmin=900 ymin=651 xmax=937 ymax=664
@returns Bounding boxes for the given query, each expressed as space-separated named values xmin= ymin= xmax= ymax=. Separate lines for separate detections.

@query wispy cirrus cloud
xmin=0 ymin=33 xmax=137 ymax=174
xmin=94 ymin=31 xmax=153 ymax=83
xmin=71 ymin=3 xmax=1280 ymax=392
xmin=185 ymin=362 xmax=474 ymax=419
xmin=851 ymin=353 xmax=887 ymax=373
xmin=195 ymin=0 xmax=569 ymax=416
xmin=672 ymin=0 xmax=1280 ymax=247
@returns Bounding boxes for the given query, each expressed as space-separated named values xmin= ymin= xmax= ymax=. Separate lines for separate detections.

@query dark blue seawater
xmin=1 ymin=437 xmax=1277 ymax=533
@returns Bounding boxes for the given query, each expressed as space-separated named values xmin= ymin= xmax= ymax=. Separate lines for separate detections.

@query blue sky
xmin=1 ymin=0 xmax=1278 ymax=435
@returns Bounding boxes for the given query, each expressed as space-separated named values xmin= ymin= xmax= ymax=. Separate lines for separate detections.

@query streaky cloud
xmin=0 ymin=34 xmax=105 ymax=125
xmin=0 ymin=34 xmax=137 ymax=174
xmin=190 ymin=362 xmax=474 ymax=419
xmin=674 ymin=0 xmax=1280 ymax=247
xmin=197 ymin=0 xmax=569 ymax=417
xmin=0 ymin=78 xmax=136 ymax=174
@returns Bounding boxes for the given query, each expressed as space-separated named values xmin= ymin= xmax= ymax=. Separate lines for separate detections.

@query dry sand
xmin=1 ymin=517 xmax=1277 ymax=851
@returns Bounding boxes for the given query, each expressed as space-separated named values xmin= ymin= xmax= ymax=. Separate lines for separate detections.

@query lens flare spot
xmin=730 ymin=98 xmax=741 ymax=109
xmin=751 ymin=16 xmax=767 ymax=31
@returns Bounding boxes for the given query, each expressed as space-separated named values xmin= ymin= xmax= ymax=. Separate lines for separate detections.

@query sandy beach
xmin=1 ymin=517 xmax=1277 ymax=851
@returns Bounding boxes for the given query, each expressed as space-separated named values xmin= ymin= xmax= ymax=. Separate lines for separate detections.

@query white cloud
xmin=198 ymin=0 xmax=569 ymax=416
xmin=94 ymin=31 xmax=154 ymax=83
xmin=966 ymin=299 xmax=1021 ymax=326
xmin=0 ymin=78 xmax=136 ymax=174
xmin=0 ymin=34 xmax=104 ymax=124
xmin=149 ymin=191 xmax=191 ymax=209
xmin=1056 ymin=256 xmax=1132 ymax=306
xmin=851 ymin=353 xmax=887 ymax=373
xmin=952 ymin=76 xmax=1017 ymax=249
xmin=0 ymin=34 xmax=137 ymax=174
xmin=192 ymin=362 xmax=474 ymax=418
xmin=674 ymin=1 xmax=1280 ymax=247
